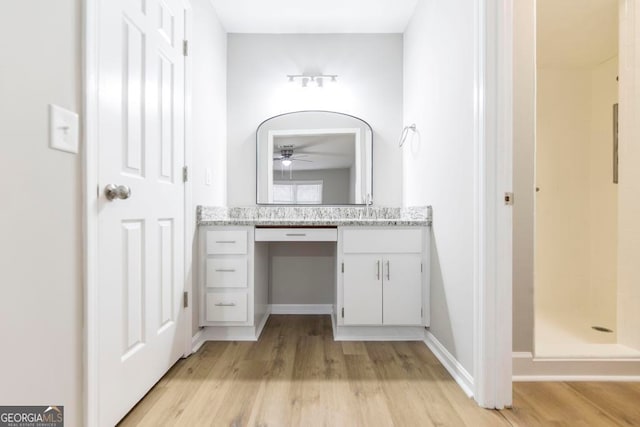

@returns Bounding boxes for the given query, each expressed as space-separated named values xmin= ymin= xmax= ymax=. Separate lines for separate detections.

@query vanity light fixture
xmin=287 ymin=74 xmax=338 ymax=88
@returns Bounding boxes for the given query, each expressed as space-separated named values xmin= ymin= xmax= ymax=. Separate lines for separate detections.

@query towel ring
xmin=399 ymin=124 xmax=417 ymax=147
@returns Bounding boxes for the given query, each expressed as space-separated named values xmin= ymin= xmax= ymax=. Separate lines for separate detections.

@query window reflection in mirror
xmin=256 ymin=111 xmax=373 ymax=205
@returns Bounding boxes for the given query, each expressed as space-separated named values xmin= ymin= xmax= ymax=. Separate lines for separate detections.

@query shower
xmin=534 ymin=0 xmax=640 ymax=359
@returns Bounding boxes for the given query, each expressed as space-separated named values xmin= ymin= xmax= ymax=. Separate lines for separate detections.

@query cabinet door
xmin=343 ymin=254 xmax=382 ymax=325
xmin=383 ymin=254 xmax=422 ymax=325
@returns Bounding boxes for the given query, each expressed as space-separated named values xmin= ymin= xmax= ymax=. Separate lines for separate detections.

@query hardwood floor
xmin=119 ymin=315 xmax=640 ymax=426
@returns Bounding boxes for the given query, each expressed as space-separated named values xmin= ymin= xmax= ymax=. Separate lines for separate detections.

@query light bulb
xmin=282 ymin=159 xmax=292 ymax=167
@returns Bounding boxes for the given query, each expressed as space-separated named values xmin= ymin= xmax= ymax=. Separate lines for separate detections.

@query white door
xmin=382 ymin=254 xmax=422 ymax=325
xmin=343 ymin=255 xmax=382 ymax=325
xmin=97 ymin=0 xmax=186 ymax=425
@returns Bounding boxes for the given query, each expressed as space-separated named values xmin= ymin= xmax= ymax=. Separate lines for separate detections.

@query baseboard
xmin=424 ymin=331 xmax=474 ymax=398
xmin=270 ymin=304 xmax=333 ymax=315
xmin=333 ymin=325 xmax=425 ymax=341
xmin=191 ymin=329 xmax=205 ymax=354
xmin=513 ymin=352 xmax=640 ymax=381
xmin=255 ymin=309 xmax=271 ymax=340
xmin=197 ymin=325 xmax=261 ymax=341
xmin=514 ymin=374 xmax=640 ymax=381
xmin=330 ymin=311 xmax=337 ymax=339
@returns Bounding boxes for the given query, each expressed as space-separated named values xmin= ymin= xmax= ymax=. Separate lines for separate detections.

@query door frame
xmin=82 ymin=1 xmax=194 ymax=425
xmin=473 ymin=0 xmax=514 ymax=408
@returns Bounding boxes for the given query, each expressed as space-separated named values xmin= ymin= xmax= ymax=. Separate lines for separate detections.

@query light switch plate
xmin=49 ymin=104 xmax=79 ymax=154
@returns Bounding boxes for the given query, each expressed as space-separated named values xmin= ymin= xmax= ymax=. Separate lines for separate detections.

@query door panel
xmin=122 ymin=219 xmax=145 ymax=356
xmin=97 ymin=0 xmax=186 ymax=425
xmin=343 ymin=255 xmax=382 ymax=325
xmin=383 ymin=254 xmax=422 ymax=325
xmin=158 ymin=218 xmax=175 ymax=330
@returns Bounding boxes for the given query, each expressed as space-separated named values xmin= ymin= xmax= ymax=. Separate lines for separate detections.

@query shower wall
xmin=589 ymin=57 xmax=619 ymax=330
xmin=536 ymin=57 xmax=619 ymax=330
xmin=618 ymin=3 xmax=640 ymax=350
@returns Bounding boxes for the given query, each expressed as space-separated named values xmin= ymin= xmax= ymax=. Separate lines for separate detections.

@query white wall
xmin=227 ymin=34 xmax=403 ymax=207
xmin=270 ymin=243 xmax=335 ymax=305
xmin=403 ymin=0 xmax=476 ymax=374
xmin=0 ymin=1 xmax=82 ymax=425
xmin=190 ymin=0 xmax=227 ymax=335
xmin=512 ymin=0 xmax=536 ymax=353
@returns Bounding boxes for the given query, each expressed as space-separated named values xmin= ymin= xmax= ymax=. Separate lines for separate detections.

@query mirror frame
xmin=255 ymin=110 xmax=374 ymax=206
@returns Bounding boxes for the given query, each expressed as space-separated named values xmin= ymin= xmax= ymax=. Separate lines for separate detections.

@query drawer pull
xmin=377 ymin=260 xmax=380 ymax=279
xmin=215 ymin=240 xmax=237 ymax=244
xmin=285 ymin=233 xmax=307 ymax=237
xmin=214 ymin=302 xmax=237 ymax=307
xmin=386 ymin=260 xmax=390 ymax=280
xmin=215 ymin=269 xmax=236 ymax=273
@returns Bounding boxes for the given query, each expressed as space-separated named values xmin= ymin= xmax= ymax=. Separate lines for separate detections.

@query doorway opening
xmin=534 ymin=0 xmax=640 ymax=358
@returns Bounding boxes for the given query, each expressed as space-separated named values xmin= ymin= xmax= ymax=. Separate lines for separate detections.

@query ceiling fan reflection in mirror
xmin=273 ymin=145 xmax=312 ymax=178
xmin=273 ymin=145 xmax=312 ymax=167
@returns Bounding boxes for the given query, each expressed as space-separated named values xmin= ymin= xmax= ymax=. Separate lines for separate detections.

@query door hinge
xmin=341 ymin=262 xmax=344 ymax=273
xmin=182 ymin=166 xmax=188 ymax=182
xmin=183 ymin=291 xmax=188 ymax=308
xmin=341 ymin=307 xmax=344 ymax=318
xmin=421 ymin=307 xmax=423 ymax=318
xmin=421 ymin=262 xmax=423 ymax=273
xmin=183 ymin=39 xmax=189 ymax=56
xmin=504 ymin=192 xmax=514 ymax=206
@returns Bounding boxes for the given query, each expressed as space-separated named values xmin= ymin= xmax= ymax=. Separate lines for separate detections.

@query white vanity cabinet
xmin=339 ymin=227 xmax=427 ymax=328
xmin=197 ymin=222 xmax=429 ymax=342
xmin=202 ymin=227 xmax=251 ymax=324
xmin=199 ymin=226 xmax=269 ymax=338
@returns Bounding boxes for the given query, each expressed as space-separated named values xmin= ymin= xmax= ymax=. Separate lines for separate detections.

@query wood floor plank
xmin=566 ymin=382 xmax=640 ymax=426
xmin=509 ymin=382 xmax=621 ymax=427
xmin=169 ymin=342 xmax=254 ymax=426
xmin=119 ymin=342 xmax=229 ymax=427
xmin=120 ymin=315 xmax=640 ymax=427
xmin=344 ymin=353 xmax=396 ymax=426
xmin=365 ymin=341 xmax=441 ymax=426
xmin=340 ymin=341 xmax=367 ymax=356
xmin=245 ymin=334 xmax=297 ymax=426
xmin=410 ymin=345 xmax=509 ymax=427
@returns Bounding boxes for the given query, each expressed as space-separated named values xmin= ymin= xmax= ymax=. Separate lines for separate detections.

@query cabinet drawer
xmin=343 ymin=228 xmax=422 ymax=253
xmin=206 ymin=230 xmax=247 ymax=254
xmin=206 ymin=258 xmax=247 ymax=288
xmin=205 ymin=292 xmax=247 ymax=322
xmin=255 ymin=227 xmax=337 ymax=242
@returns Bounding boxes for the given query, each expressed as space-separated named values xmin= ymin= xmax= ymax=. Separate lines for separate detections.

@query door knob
xmin=104 ymin=184 xmax=131 ymax=201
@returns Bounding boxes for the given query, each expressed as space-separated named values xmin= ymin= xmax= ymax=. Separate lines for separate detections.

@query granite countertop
xmin=197 ymin=206 xmax=432 ymax=227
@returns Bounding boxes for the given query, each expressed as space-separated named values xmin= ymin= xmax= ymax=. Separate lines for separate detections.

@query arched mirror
xmin=256 ymin=111 xmax=373 ymax=205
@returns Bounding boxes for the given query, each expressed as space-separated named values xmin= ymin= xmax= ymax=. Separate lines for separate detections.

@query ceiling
xmin=537 ymin=0 xmax=618 ymax=68
xmin=209 ymin=0 xmax=419 ymax=33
